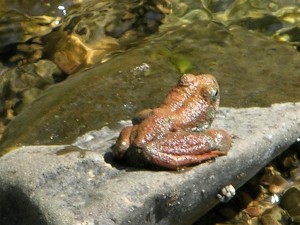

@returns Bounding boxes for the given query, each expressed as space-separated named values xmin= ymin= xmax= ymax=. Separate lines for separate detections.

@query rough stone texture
xmin=0 ymin=102 xmax=300 ymax=225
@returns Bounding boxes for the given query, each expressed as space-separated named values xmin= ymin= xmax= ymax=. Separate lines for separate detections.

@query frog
xmin=112 ymin=74 xmax=232 ymax=170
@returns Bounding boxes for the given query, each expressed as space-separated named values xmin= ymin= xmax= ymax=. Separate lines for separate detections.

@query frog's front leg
xmin=143 ymin=130 xmax=232 ymax=170
xmin=112 ymin=126 xmax=134 ymax=158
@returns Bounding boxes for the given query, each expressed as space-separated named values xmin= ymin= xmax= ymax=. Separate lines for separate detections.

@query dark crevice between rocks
xmin=0 ymin=186 xmax=47 ymax=225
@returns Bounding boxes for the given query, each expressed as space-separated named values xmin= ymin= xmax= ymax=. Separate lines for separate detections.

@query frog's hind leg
xmin=143 ymin=130 xmax=231 ymax=170
xmin=144 ymin=150 xmax=226 ymax=170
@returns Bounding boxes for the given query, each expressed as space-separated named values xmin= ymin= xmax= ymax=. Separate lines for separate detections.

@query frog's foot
xmin=143 ymin=130 xmax=231 ymax=170
xmin=112 ymin=126 xmax=133 ymax=158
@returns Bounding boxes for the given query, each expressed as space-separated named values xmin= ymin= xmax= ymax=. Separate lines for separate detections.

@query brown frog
xmin=112 ymin=74 xmax=232 ymax=170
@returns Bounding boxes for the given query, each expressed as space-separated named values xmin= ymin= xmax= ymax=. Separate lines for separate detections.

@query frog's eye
xmin=210 ymin=88 xmax=219 ymax=100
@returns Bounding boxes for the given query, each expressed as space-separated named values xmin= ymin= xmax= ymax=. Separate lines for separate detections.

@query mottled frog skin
xmin=112 ymin=74 xmax=232 ymax=170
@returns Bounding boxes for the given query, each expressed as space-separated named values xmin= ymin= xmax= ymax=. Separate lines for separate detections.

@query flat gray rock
xmin=0 ymin=102 xmax=300 ymax=225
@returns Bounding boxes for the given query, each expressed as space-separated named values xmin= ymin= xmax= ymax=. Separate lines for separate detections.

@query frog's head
xmin=180 ymin=73 xmax=220 ymax=108
xmin=178 ymin=74 xmax=220 ymax=128
xmin=199 ymin=74 xmax=220 ymax=107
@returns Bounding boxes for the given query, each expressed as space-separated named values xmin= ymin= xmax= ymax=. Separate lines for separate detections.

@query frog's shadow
xmin=104 ymin=151 xmax=163 ymax=172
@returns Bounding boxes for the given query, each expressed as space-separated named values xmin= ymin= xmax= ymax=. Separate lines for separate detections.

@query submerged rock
xmin=0 ymin=10 xmax=61 ymax=66
xmin=0 ymin=60 xmax=63 ymax=123
xmin=0 ymin=102 xmax=299 ymax=225
xmin=43 ymin=0 xmax=171 ymax=74
xmin=0 ymin=11 xmax=61 ymax=49
xmin=192 ymin=0 xmax=300 ymax=47
xmin=0 ymin=21 xmax=300 ymax=153
xmin=0 ymin=0 xmax=170 ymax=71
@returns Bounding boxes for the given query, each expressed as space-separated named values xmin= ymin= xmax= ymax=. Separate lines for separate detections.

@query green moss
xmin=171 ymin=55 xmax=194 ymax=73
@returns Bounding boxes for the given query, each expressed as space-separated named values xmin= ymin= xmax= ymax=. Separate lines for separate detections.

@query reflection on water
xmin=0 ymin=0 xmax=79 ymax=17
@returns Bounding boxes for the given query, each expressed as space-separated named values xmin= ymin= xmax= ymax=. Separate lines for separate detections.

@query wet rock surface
xmin=0 ymin=102 xmax=299 ymax=225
